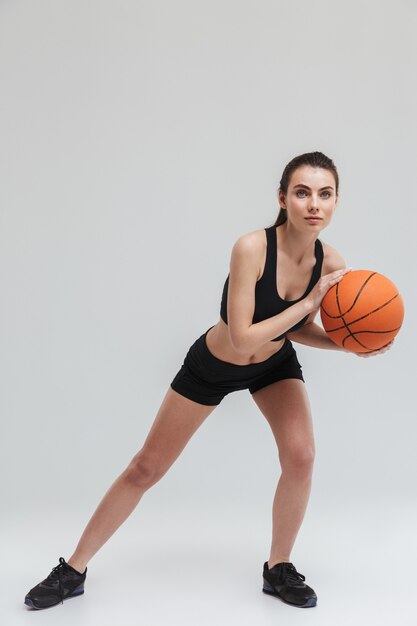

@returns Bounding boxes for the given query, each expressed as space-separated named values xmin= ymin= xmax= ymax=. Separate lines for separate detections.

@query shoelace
xmin=280 ymin=563 xmax=306 ymax=585
xmin=43 ymin=557 xmax=68 ymax=604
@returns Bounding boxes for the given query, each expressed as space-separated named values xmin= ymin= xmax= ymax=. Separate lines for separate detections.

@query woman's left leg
xmin=251 ymin=378 xmax=315 ymax=568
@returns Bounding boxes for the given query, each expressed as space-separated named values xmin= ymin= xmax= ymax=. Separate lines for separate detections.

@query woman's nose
xmin=308 ymin=202 xmax=319 ymax=212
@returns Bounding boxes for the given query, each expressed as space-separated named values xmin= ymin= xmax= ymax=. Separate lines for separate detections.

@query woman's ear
xmin=277 ymin=189 xmax=286 ymax=209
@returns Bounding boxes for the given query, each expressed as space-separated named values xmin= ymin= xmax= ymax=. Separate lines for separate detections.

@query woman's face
xmin=278 ymin=165 xmax=338 ymax=232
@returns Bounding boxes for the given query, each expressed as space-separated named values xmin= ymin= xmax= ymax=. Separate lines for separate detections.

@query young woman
xmin=24 ymin=151 xmax=393 ymax=610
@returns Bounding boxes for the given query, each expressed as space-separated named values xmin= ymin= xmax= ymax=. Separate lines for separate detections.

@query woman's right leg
xmin=67 ymin=387 xmax=217 ymax=573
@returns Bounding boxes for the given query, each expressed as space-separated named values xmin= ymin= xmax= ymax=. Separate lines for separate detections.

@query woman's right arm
xmin=226 ymin=234 xmax=350 ymax=355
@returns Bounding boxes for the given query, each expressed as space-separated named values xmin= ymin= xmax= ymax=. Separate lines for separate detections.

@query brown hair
xmin=273 ymin=151 xmax=339 ymax=226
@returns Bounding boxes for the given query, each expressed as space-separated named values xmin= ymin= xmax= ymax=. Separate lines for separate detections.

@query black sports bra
xmin=219 ymin=226 xmax=324 ymax=341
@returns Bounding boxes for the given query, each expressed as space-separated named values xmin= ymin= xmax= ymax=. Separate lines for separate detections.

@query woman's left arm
xmin=288 ymin=318 xmax=395 ymax=356
xmin=287 ymin=311 xmax=349 ymax=351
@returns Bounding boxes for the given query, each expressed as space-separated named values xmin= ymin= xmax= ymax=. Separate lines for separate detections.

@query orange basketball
xmin=320 ymin=270 xmax=404 ymax=353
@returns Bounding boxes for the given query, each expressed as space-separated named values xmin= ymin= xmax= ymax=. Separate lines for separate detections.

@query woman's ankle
xmin=67 ymin=557 xmax=87 ymax=574
xmin=268 ymin=557 xmax=290 ymax=568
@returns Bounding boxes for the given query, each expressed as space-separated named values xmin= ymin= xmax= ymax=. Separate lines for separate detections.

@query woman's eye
xmin=296 ymin=189 xmax=331 ymax=198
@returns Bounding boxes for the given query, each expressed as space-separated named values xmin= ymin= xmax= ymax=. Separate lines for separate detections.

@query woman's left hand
xmin=354 ymin=339 xmax=395 ymax=358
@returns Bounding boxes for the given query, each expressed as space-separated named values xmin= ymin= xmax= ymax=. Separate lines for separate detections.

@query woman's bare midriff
xmin=205 ymin=319 xmax=286 ymax=365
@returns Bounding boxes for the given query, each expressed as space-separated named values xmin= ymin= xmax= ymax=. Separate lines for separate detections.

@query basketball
xmin=320 ymin=270 xmax=404 ymax=353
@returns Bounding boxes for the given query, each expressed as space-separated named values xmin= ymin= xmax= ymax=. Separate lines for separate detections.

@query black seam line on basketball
xmin=327 ymin=326 xmax=402 ymax=336
xmin=344 ymin=338 xmax=392 ymax=353
xmin=342 ymin=334 xmax=369 ymax=349
xmin=335 ymin=283 xmax=371 ymax=349
xmin=321 ymin=272 xmax=378 ymax=319
xmin=334 ymin=282 xmax=364 ymax=347
xmin=325 ymin=293 xmax=400 ymax=333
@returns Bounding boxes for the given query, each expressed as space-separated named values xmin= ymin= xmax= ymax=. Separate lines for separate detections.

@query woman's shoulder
xmin=320 ymin=239 xmax=347 ymax=273
xmin=229 ymin=229 xmax=266 ymax=279
xmin=231 ymin=228 xmax=266 ymax=256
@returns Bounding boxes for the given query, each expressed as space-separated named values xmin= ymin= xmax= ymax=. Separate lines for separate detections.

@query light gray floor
xmin=3 ymin=495 xmax=416 ymax=626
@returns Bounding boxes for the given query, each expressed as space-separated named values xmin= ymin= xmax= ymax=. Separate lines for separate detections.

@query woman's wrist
xmin=302 ymin=296 xmax=317 ymax=315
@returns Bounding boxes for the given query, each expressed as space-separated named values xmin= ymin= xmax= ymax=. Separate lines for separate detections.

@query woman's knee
xmin=280 ymin=445 xmax=315 ymax=476
xmin=124 ymin=449 xmax=168 ymax=489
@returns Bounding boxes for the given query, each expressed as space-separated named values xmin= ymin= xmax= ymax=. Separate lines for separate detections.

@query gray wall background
xmin=1 ymin=1 xmax=416 ymax=622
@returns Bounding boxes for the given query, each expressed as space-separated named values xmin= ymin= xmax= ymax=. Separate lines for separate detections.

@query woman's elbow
xmin=228 ymin=329 xmax=249 ymax=354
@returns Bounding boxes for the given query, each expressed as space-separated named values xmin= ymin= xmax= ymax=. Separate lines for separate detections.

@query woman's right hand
xmin=305 ymin=267 xmax=352 ymax=311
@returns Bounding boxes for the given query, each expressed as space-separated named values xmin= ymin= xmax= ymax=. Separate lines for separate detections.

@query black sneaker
xmin=262 ymin=561 xmax=317 ymax=608
xmin=24 ymin=557 xmax=87 ymax=609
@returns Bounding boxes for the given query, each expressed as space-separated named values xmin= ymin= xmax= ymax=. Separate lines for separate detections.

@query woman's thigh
xmin=251 ymin=379 xmax=315 ymax=468
xmin=137 ymin=387 xmax=217 ymax=476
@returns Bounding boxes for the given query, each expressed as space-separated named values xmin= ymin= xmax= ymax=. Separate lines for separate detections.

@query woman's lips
xmin=305 ymin=217 xmax=322 ymax=222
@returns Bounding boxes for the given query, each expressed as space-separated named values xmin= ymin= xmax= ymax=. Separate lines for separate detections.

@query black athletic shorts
xmin=170 ymin=326 xmax=304 ymax=406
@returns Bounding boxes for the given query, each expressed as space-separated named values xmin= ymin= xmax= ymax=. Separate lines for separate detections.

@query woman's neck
xmin=277 ymin=222 xmax=317 ymax=265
